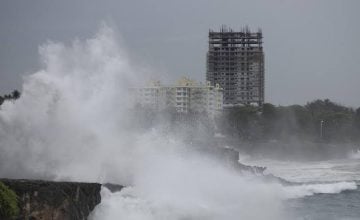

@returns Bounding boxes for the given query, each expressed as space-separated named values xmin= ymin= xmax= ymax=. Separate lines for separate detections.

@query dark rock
xmin=191 ymin=142 xmax=267 ymax=175
xmin=0 ymin=179 xmax=101 ymax=220
xmin=102 ymin=183 xmax=124 ymax=193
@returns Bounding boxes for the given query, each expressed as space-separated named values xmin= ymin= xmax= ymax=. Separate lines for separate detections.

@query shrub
xmin=0 ymin=182 xmax=19 ymax=218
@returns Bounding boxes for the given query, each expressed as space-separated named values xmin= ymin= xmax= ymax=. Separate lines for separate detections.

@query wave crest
xmin=283 ymin=181 xmax=357 ymax=199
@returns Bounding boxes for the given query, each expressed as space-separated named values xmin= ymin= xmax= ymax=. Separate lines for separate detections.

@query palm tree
xmin=11 ymin=90 xmax=20 ymax=99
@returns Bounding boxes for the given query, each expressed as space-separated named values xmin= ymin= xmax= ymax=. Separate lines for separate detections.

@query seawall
xmin=0 ymin=179 xmax=102 ymax=220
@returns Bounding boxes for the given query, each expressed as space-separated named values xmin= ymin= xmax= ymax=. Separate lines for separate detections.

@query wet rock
xmin=0 ymin=179 xmax=101 ymax=220
xmin=103 ymin=183 xmax=124 ymax=193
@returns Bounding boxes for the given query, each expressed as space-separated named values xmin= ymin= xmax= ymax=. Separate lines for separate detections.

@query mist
xmin=0 ymin=24 xmax=284 ymax=220
xmin=0 ymin=24 xmax=358 ymax=220
xmin=0 ymin=24 xmax=134 ymax=182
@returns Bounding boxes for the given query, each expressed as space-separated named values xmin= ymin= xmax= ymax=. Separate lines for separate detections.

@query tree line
xmin=130 ymin=99 xmax=360 ymax=144
xmin=218 ymin=99 xmax=360 ymax=143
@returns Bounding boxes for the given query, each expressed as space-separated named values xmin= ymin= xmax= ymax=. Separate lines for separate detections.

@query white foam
xmin=240 ymin=155 xmax=360 ymax=183
xmin=348 ymin=149 xmax=360 ymax=159
xmin=90 ymin=152 xmax=288 ymax=220
xmin=282 ymin=181 xmax=357 ymax=199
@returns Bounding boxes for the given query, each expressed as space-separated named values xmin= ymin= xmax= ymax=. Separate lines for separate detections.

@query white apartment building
xmin=131 ymin=77 xmax=223 ymax=116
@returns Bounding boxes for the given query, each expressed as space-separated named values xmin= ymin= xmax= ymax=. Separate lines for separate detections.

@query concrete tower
xmin=206 ymin=25 xmax=264 ymax=106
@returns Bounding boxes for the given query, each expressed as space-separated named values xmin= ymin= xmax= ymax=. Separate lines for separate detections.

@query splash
xmin=90 ymin=151 xmax=286 ymax=220
xmin=0 ymin=24 xmax=291 ymax=219
xmin=0 ymin=24 xmax=138 ymax=183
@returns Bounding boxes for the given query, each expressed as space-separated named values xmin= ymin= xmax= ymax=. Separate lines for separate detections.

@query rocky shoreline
xmin=0 ymin=179 xmax=104 ymax=220
xmin=0 ymin=146 xmax=267 ymax=220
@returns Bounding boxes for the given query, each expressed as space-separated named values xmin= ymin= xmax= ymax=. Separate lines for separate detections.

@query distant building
xmin=206 ymin=25 xmax=264 ymax=106
xmin=131 ymin=77 xmax=223 ymax=116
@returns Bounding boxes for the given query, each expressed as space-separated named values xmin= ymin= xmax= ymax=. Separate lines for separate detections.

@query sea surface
xmin=242 ymin=152 xmax=360 ymax=220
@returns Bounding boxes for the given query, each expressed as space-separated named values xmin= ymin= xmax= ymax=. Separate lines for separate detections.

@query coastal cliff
xmin=0 ymin=179 xmax=102 ymax=220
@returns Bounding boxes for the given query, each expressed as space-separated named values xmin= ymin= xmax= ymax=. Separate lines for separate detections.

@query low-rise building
xmin=131 ymin=77 xmax=223 ymax=116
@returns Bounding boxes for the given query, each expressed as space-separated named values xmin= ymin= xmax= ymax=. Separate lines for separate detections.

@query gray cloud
xmin=0 ymin=0 xmax=359 ymax=107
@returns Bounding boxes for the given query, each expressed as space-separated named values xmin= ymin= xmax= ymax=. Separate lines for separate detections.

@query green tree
xmin=262 ymin=103 xmax=277 ymax=119
xmin=260 ymin=103 xmax=278 ymax=139
xmin=306 ymin=99 xmax=354 ymax=141
xmin=289 ymin=105 xmax=314 ymax=136
xmin=0 ymin=182 xmax=19 ymax=219
xmin=223 ymin=105 xmax=261 ymax=140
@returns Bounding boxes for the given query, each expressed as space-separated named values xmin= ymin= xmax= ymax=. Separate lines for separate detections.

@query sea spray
xmin=0 ymin=24 xmax=298 ymax=220
xmin=0 ymin=24 xmax=138 ymax=183
xmin=91 ymin=147 xmax=287 ymax=220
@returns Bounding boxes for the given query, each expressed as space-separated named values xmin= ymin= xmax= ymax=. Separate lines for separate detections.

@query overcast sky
xmin=0 ymin=0 xmax=359 ymax=107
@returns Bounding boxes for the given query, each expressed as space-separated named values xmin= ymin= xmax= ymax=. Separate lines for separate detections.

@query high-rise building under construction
xmin=206 ymin=26 xmax=264 ymax=106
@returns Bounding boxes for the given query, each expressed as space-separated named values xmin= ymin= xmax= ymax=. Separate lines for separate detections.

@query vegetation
xmin=218 ymin=99 xmax=360 ymax=143
xmin=131 ymin=99 xmax=359 ymax=145
xmin=0 ymin=182 xmax=19 ymax=219
xmin=0 ymin=90 xmax=21 ymax=106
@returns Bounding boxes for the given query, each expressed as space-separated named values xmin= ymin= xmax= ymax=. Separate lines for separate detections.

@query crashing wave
xmin=282 ymin=181 xmax=357 ymax=199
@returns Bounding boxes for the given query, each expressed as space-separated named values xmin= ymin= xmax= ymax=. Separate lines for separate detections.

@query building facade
xmin=206 ymin=25 xmax=264 ymax=106
xmin=131 ymin=77 xmax=223 ymax=116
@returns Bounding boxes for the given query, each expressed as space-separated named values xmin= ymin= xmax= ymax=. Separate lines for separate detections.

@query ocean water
xmin=288 ymin=186 xmax=360 ymax=220
xmin=242 ymin=153 xmax=360 ymax=220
